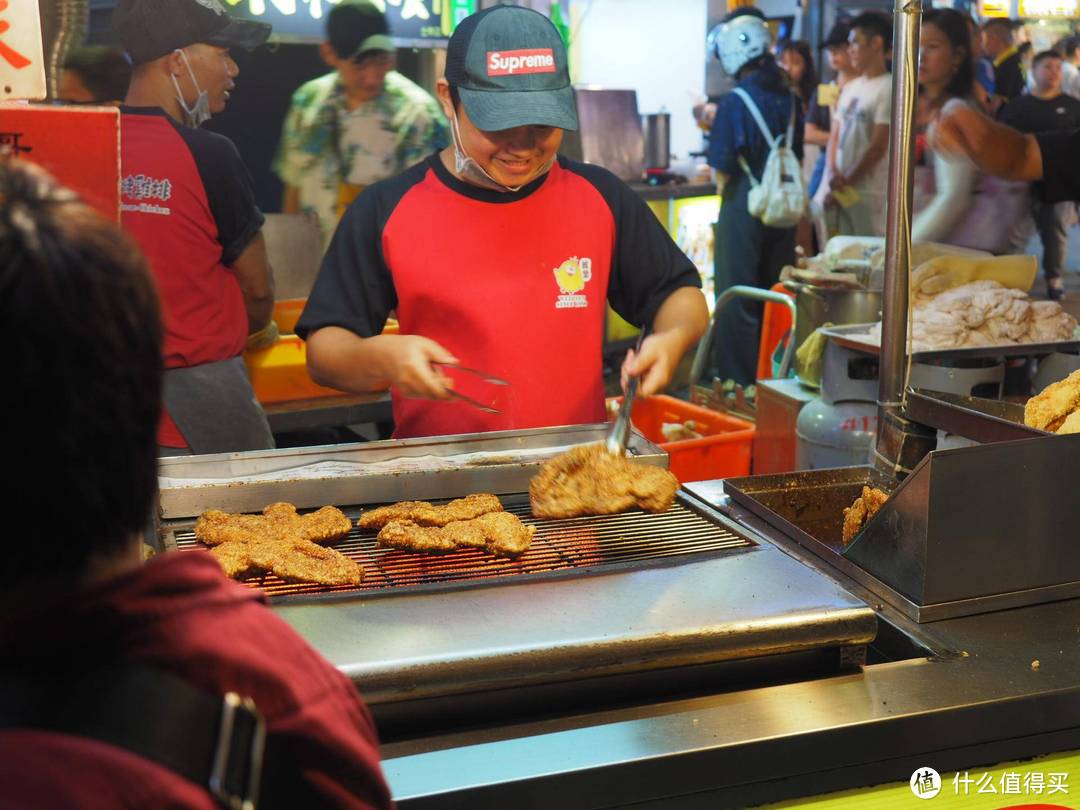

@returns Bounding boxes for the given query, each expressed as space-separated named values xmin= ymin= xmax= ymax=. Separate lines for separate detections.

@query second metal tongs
xmin=605 ymin=329 xmax=647 ymax=456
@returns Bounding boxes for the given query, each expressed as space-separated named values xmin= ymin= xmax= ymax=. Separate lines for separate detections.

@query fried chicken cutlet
xmin=377 ymin=511 xmax=536 ymax=557
xmin=841 ymin=487 xmax=889 ymax=545
xmin=194 ymin=502 xmax=362 ymax=586
xmin=358 ymin=493 xmax=503 ymax=530
xmin=529 ymin=444 xmax=679 ymax=519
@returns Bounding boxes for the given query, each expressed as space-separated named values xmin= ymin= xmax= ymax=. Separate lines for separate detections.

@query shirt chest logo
xmin=553 ymin=256 xmax=592 ymax=309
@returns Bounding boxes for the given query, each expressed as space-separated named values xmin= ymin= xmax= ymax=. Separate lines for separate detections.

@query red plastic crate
xmin=608 ymin=395 xmax=756 ymax=483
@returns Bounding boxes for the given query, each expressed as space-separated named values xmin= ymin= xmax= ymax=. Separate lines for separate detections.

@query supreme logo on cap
xmin=487 ymin=49 xmax=557 ymax=76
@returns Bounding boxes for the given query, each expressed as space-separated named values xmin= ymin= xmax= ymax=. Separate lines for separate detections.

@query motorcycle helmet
xmin=709 ymin=14 xmax=772 ymax=77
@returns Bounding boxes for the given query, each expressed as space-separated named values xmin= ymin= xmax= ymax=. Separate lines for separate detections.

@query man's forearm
xmin=306 ymin=327 xmax=393 ymax=394
xmin=652 ymin=286 xmax=709 ymax=356
xmin=847 ymin=142 xmax=888 ymax=188
xmin=244 ymin=294 xmax=274 ymax=334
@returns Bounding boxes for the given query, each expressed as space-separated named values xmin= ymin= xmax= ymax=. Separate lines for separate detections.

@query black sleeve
xmin=559 ymin=159 xmax=702 ymax=330
xmin=996 ymin=97 xmax=1025 ymax=130
xmin=995 ymin=60 xmax=1024 ymax=102
xmin=185 ymin=129 xmax=265 ymax=266
xmin=807 ymin=94 xmax=830 ymax=131
xmin=1035 ymin=129 xmax=1080 ymax=203
xmin=793 ymin=99 xmax=805 ymax=162
xmin=295 ymin=163 xmax=428 ymax=340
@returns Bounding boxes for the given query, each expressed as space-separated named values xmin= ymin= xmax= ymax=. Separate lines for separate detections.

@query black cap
xmin=327 ymin=0 xmax=394 ymax=60
xmin=822 ymin=21 xmax=852 ymax=48
xmin=113 ymin=0 xmax=271 ymax=66
xmin=445 ymin=5 xmax=578 ymax=132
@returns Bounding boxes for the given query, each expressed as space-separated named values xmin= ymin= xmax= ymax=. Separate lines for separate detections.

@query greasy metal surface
xmin=906 ymin=388 xmax=1044 ymax=443
xmin=262 ymin=393 xmax=392 ymax=434
xmin=157 ymin=424 xmax=665 ymax=519
xmin=847 ymin=435 xmax=1080 ymax=608
xmin=378 ymin=479 xmax=1080 ymax=810
xmin=725 ymin=440 xmax=1080 ymax=621
xmin=167 ymin=493 xmax=752 ymax=603
xmin=275 ymin=535 xmax=875 ymax=705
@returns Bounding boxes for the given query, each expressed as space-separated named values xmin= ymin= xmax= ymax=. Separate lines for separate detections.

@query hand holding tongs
xmin=605 ymin=329 xmax=647 ymax=456
xmin=436 ymin=364 xmax=509 ymax=414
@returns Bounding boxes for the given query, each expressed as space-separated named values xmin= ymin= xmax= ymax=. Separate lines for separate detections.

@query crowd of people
xmin=703 ymin=8 xmax=1080 ymax=385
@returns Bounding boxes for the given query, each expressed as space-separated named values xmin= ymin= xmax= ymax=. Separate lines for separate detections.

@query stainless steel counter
xmin=366 ymin=479 xmax=1080 ymax=809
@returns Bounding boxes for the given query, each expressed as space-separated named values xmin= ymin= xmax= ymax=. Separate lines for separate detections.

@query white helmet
xmin=709 ymin=15 xmax=772 ymax=77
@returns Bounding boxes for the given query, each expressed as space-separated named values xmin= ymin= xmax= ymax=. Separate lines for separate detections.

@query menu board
xmin=224 ymin=0 xmax=476 ymax=44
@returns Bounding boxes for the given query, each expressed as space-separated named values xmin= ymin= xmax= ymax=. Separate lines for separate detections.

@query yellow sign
xmin=978 ymin=0 xmax=1011 ymax=17
xmin=1019 ymin=0 xmax=1080 ymax=16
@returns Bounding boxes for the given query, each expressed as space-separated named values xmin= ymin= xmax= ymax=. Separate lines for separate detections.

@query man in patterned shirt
xmin=273 ymin=0 xmax=449 ymax=250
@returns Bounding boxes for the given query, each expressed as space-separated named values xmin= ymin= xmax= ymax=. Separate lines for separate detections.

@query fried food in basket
xmin=529 ymin=443 xmax=679 ymax=519
xmin=377 ymin=511 xmax=535 ymax=557
xmin=1024 ymin=369 xmax=1080 ymax=434
xmin=195 ymin=502 xmax=362 ymax=586
xmin=841 ymin=487 xmax=889 ymax=545
xmin=358 ymin=493 xmax=503 ymax=530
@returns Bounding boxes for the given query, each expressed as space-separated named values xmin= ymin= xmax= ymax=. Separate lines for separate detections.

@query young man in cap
xmin=274 ymin=0 xmax=448 ymax=250
xmin=0 ymin=160 xmax=393 ymax=809
xmin=298 ymin=5 xmax=708 ymax=440
xmin=114 ymin=0 xmax=278 ymax=455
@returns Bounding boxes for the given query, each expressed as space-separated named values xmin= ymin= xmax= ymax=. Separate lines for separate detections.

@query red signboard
xmin=0 ymin=104 xmax=120 ymax=221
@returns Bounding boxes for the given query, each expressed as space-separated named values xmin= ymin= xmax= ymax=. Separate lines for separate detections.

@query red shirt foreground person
xmin=0 ymin=161 xmax=392 ymax=809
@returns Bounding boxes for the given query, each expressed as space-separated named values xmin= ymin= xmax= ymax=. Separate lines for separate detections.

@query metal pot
xmin=642 ymin=112 xmax=670 ymax=170
xmin=784 ymin=280 xmax=883 ymax=386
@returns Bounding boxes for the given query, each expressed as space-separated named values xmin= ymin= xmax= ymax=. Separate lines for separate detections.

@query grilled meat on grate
xmin=529 ymin=444 xmax=679 ymax=519
xmin=358 ymin=493 xmax=503 ymax=530
xmin=194 ymin=502 xmax=362 ymax=585
xmin=841 ymin=486 xmax=889 ymax=545
xmin=377 ymin=511 xmax=535 ymax=557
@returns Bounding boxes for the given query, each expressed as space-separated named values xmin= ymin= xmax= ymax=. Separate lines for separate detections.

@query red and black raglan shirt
xmin=120 ymin=107 xmax=265 ymax=448
xmin=296 ymin=154 xmax=701 ymax=439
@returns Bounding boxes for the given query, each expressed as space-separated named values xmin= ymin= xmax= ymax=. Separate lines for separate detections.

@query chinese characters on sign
xmin=0 ymin=0 xmax=45 ymax=99
xmin=953 ymin=769 xmax=1069 ymax=796
xmin=0 ymin=131 xmax=31 ymax=155
xmin=224 ymin=0 xmax=475 ymax=41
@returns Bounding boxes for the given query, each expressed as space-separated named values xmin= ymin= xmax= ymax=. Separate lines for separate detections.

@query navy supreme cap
xmin=445 ymin=5 xmax=578 ymax=132
xmin=113 ymin=0 xmax=271 ymax=65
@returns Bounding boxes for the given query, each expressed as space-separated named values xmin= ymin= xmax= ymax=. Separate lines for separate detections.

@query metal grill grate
xmin=170 ymin=494 xmax=754 ymax=602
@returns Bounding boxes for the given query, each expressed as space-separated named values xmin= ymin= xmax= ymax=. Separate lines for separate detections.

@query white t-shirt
xmin=835 ymin=73 xmax=892 ymax=198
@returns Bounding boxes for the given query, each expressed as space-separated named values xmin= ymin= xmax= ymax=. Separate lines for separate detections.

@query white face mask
xmin=449 ymin=110 xmax=554 ymax=193
xmin=170 ymin=49 xmax=212 ymax=128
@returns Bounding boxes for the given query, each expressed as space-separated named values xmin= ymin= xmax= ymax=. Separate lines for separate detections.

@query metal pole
xmin=872 ymin=0 xmax=936 ymax=477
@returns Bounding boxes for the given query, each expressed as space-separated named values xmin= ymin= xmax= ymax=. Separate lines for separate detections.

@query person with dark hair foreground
xmin=0 ymin=160 xmax=393 ymax=808
xmin=298 ymin=5 xmax=708 ymax=440
xmin=59 ymin=45 xmax=132 ymax=103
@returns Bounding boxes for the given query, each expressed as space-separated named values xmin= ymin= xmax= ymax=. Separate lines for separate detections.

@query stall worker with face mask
xmin=298 ymin=5 xmax=709 ymax=440
xmin=114 ymin=0 xmax=277 ymax=456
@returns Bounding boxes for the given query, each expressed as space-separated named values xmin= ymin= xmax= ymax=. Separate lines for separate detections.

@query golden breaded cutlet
xmin=358 ymin=493 xmax=503 ymax=529
xmin=377 ymin=511 xmax=535 ymax=557
xmin=1025 ymin=369 xmax=1080 ymax=432
xmin=195 ymin=503 xmax=360 ymax=586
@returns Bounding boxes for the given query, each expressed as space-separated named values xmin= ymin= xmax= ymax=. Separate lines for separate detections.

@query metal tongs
xmin=605 ymin=329 xmax=647 ymax=456
xmin=437 ymin=364 xmax=509 ymax=414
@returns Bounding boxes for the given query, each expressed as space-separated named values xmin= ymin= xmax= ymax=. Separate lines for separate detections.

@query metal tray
xmin=156 ymin=423 xmax=667 ymax=519
xmin=905 ymin=388 xmax=1046 ymax=443
xmin=820 ymin=323 xmax=1080 ymax=362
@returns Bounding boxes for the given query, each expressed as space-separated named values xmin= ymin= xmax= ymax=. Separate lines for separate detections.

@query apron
xmin=162 ymin=357 xmax=274 ymax=455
